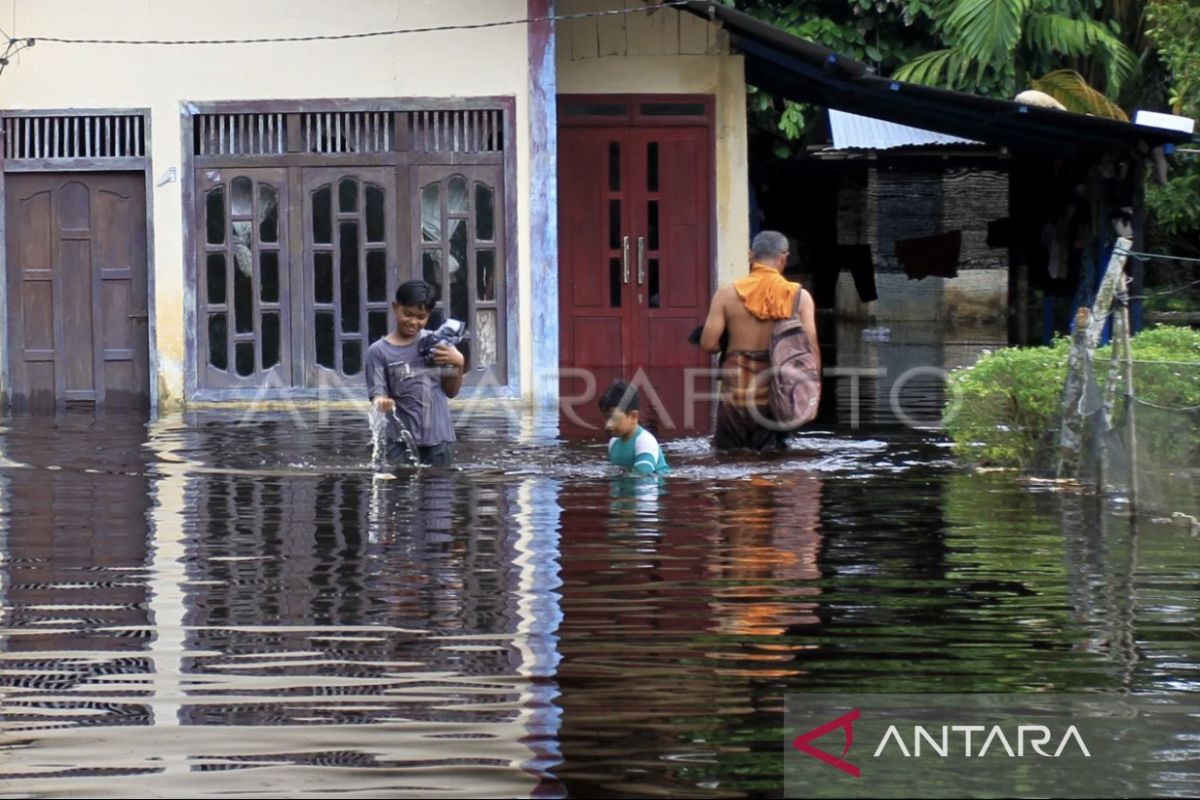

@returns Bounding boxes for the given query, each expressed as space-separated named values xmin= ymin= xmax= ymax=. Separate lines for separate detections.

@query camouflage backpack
xmin=768 ymin=290 xmax=821 ymax=429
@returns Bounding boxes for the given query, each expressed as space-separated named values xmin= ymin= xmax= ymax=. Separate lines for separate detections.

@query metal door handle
xmin=128 ymin=311 xmax=149 ymax=321
xmin=622 ymin=236 xmax=631 ymax=283
xmin=637 ymin=237 xmax=646 ymax=285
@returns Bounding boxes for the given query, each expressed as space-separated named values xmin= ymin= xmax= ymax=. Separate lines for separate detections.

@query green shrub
xmin=944 ymin=325 xmax=1200 ymax=469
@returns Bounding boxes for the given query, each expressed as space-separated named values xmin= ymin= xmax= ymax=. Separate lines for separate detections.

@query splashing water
xmin=368 ymin=406 xmax=421 ymax=470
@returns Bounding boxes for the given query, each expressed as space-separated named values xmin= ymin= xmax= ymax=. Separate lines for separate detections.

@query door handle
xmin=637 ymin=237 xmax=646 ymax=285
xmin=622 ymin=236 xmax=631 ymax=283
xmin=128 ymin=311 xmax=149 ymax=321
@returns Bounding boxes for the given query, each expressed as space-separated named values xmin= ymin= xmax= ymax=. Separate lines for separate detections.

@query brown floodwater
xmin=1 ymin=324 xmax=1198 ymax=798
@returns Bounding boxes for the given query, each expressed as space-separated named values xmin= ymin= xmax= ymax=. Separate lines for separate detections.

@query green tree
xmin=1144 ymin=0 xmax=1200 ymax=238
xmin=717 ymin=0 xmax=939 ymax=153
xmin=892 ymin=0 xmax=1139 ymax=115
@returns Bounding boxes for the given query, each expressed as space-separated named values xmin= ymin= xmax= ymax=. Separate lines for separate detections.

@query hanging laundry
xmin=895 ymin=231 xmax=961 ymax=280
xmin=837 ymin=244 xmax=877 ymax=302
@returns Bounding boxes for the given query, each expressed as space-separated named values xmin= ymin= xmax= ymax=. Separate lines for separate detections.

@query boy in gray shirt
xmin=365 ymin=280 xmax=465 ymax=467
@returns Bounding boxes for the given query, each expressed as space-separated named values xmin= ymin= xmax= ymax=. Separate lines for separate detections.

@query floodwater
xmin=1 ymin=323 xmax=1198 ymax=798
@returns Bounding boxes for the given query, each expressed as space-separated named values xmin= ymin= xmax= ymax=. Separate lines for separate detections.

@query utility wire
xmin=1116 ymin=247 xmax=1200 ymax=265
xmin=1128 ymin=276 xmax=1200 ymax=302
xmin=1131 ymin=396 xmax=1200 ymax=413
xmin=1128 ymin=359 xmax=1200 ymax=367
xmin=14 ymin=1 xmax=693 ymax=47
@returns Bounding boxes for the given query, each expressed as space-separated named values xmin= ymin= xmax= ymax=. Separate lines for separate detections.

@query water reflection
xmin=0 ymin=390 xmax=1196 ymax=797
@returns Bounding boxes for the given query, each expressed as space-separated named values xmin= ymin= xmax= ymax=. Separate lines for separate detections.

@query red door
xmin=558 ymin=106 xmax=713 ymax=437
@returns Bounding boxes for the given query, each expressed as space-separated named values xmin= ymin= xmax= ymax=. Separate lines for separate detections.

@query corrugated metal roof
xmin=828 ymin=109 xmax=980 ymax=150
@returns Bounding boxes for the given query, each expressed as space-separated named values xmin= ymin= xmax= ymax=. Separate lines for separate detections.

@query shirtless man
xmin=699 ymin=230 xmax=819 ymax=451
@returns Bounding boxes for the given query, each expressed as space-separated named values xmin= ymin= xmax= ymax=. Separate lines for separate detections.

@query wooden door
xmin=196 ymin=168 xmax=291 ymax=389
xmin=300 ymin=167 xmax=400 ymax=389
xmin=414 ymin=166 xmax=507 ymax=386
xmin=5 ymin=172 xmax=149 ymax=410
xmin=558 ymin=127 xmax=631 ymax=431
xmin=626 ymin=127 xmax=713 ymax=434
xmin=558 ymin=123 xmax=712 ymax=435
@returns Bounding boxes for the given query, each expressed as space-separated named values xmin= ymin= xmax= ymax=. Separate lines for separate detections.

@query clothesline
xmin=1115 ymin=248 xmax=1200 ymax=265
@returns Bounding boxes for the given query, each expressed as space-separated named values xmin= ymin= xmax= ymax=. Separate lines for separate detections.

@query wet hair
xmin=599 ymin=380 xmax=640 ymax=415
xmin=394 ymin=279 xmax=439 ymax=311
xmin=751 ymin=230 xmax=788 ymax=262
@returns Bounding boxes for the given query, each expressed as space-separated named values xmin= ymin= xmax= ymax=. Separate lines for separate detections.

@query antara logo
xmin=792 ymin=710 xmax=1092 ymax=778
xmin=872 ymin=724 xmax=1092 ymax=759
xmin=792 ymin=709 xmax=862 ymax=778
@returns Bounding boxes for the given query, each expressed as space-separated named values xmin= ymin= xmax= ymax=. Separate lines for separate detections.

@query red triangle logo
xmin=791 ymin=708 xmax=861 ymax=778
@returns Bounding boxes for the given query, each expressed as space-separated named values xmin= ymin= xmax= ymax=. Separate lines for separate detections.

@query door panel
xmin=301 ymin=167 xmax=399 ymax=389
xmin=414 ymin=165 xmax=507 ymax=386
xmin=558 ymin=118 xmax=713 ymax=436
xmin=5 ymin=172 xmax=149 ymax=410
xmin=558 ymin=128 xmax=633 ymax=431
xmin=628 ymin=127 xmax=714 ymax=434
xmin=195 ymin=168 xmax=291 ymax=389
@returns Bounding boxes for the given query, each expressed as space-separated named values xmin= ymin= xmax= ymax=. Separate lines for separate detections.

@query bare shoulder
xmin=715 ymin=284 xmax=739 ymax=306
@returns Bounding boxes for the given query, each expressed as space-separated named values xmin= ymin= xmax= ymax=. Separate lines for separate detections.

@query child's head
xmin=599 ymin=380 xmax=640 ymax=438
xmin=392 ymin=280 xmax=439 ymax=336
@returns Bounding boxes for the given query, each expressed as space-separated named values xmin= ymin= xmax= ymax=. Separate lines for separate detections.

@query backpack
xmin=768 ymin=290 xmax=821 ymax=429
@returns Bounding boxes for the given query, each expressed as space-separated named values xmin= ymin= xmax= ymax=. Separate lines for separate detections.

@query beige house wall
xmin=0 ymin=1 xmax=752 ymax=408
xmin=556 ymin=0 xmax=750 ymax=291
xmin=0 ymin=0 xmax=532 ymax=407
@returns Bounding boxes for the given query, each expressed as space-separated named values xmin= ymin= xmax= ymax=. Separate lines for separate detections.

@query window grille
xmin=194 ymin=113 xmax=286 ymax=156
xmin=408 ymin=110 xmax=503 ymax=153
xmin=4 ymin=113 xmax=146 ymax=160
xmin=301 ymin=112 xmax=392 ymax=154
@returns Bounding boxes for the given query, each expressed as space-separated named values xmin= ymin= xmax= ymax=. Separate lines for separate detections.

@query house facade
xmin=0 ymin=0 xmax=747 ymax=417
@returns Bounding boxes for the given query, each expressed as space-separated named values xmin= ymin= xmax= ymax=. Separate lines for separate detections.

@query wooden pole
xmin=1086 ymin=236 xmax=1133 ymax=348
xmin=1119 ymin=286 xmax=1139 ymax=514
xmin=1092 ymin=237 xmax=1132 ymax=492
xmin=1056 ymin=306 xmax=1093 ymax=479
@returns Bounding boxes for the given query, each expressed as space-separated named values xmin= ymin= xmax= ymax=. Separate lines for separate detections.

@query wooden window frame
xmin=181 ymin=98 xmax=519 ymax=402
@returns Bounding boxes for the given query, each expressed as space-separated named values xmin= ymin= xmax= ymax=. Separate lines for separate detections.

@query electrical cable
xmin=13 ymin=2 xmax=692 ymax=47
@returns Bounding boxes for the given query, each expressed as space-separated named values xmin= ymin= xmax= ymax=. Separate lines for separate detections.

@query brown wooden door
xmin=196 ymin=168 xmax=291 ymax=389
xmin=558 ymin=124 xmax=712 ymax=435
xmin=5 ymin=172 xmax=149 ymax=410
xmin=300 ymin=167 xmax=399 ymax=389
xmin=414 ymin=165 xmax=507 ymax=386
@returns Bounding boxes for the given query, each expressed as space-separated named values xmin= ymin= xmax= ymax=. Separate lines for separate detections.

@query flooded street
xmin=1 ymin=326 xmax=1198 ymax=798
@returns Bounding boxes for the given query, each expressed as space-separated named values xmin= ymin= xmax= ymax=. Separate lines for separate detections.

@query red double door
xmin=558 ymin=108 xmax=714 ymax=437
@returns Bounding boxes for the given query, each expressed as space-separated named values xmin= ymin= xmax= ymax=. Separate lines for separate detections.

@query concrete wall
xmin=555 ymin=0 xmax=749 ymax=288
xmin=0 ymin=0 xmax=532 ymax=407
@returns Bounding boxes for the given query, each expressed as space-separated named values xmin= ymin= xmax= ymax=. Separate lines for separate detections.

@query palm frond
xmin=944 ymin=0 xmax=1031 ymax=66
xmin=1029 ymin=69 xmax=1130 ymax=120
xmin=1024 ymin=14 xmax=1138 ymax=95
xmin=892 ymin=48 xmax=964 ymax=88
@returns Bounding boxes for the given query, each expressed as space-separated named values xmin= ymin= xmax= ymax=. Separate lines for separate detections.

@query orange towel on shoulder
xmin=734 ymin=263 xmax=799 ymax=320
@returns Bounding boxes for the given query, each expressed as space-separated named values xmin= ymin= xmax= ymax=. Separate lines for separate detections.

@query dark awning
xmin=680 ymin=0 xmax=1194 ymax=156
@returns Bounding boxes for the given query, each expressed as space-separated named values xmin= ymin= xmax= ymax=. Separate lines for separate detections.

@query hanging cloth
xmin=733 ymin=263 xmax=800 ymax=321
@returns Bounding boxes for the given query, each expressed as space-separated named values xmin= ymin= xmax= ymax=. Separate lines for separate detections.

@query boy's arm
xmin=698 ymin=288 xmax=727 ymax=354
xmin=365 ymin=345 xmax=393 ymax=412
xmin=631 ymin=433 xmax=662 ymax=475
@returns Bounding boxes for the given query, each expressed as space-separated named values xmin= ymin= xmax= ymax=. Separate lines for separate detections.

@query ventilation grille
xmin=190 ymin=108 xmax=506 ymax=157
xmin=195 ymin=113 xmax=285 ymax=156
xmin=302 ymin=112 xmax=392 ymax=154
xmin=3 ymin=114 xmax=146 ymax=160
xmin=409 ymin=110 xmax=503 ymax=153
